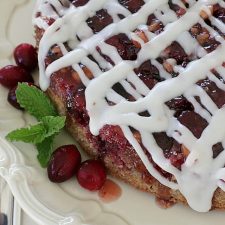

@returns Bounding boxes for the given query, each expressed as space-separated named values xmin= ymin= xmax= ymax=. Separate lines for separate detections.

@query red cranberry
xmin=7 ymin=85 xmax=23 ymax=110
xmin=77 ymin=160 xmax=106 ymax=191
xmin=14 ymin=43 xmax=38 ymax=71
xmin=0 ymin=65 xmax=33 ymax=88
xmin=48 ymin=145 xmax=81 ymax=183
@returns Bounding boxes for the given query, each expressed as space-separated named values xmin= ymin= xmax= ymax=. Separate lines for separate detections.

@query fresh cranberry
xmin=14 ymin=44 xmax=38 ymax=71
xmin=48 ymin=145 xmax=81 ymax=183
xmin=0 ymin=65 xmax=33 ymax=88
xmin=77 ymin=160 xmax=106 ymax=191
xmin=7 ymin=85 xmax=23 ymax=110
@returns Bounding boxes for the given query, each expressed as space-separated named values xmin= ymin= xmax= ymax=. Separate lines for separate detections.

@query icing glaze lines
xmin=34 ymin=0 xmax=225 ymax=212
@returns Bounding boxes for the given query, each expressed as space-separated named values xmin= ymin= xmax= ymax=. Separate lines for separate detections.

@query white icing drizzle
xmin=34 ymin=0 xmax=225 ymax=212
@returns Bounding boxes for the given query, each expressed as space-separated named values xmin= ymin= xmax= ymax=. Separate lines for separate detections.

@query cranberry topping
xmin=197 ymin=79 xmax=225 ymax=108
xmin=100 ymin=125 xmax=128 ymax=150
xmin=213 ymin=142 xmax=224 ymax=158
xmin=153 ymin=132 xmax=174 ymax=152
xmin=106 ymin=33 xmax=140 ymax=60
xmin=168 ymin=2 xmax=186 ymax=17
xmin=14 ymin=44 xmax=37 ymax=71
xmin=46 ymin=45 xmax=64 ymax=66
xmin=66 ymin=85 xmax=89 ymax=125
xmin=112 ymin=83 xmax=135 ymax=101
xmin=147 ymin=14 xmax=164 ymax=34
xmin=77 ymin=160 xmax=106 ymax=191
xmin=96 ymin=46 xmax=115 ymax=66
xmin=87 ymin=9 xmax=113 ymax=33
xmin=178 ymin=111 xmax=208 ymax=138
xmin=0 ymin=65 xmax=33 ymax=88
xmin=7 ymin=85 xmax=23 ymax=110
xmin=135 ymin=60 xmax=162 ymax=89
xmin=213 ymin=4 xmax=225 ymax=23
xmin=118 ymin=0 xmax=145 ymax=13
xmin=48 ymin=145 xmax=81 ymax=183
xmin=70 ymin=0 xmax=89 ymax=7
xmin=165 ymin=141 xmax=184 ymax=170
xmin=145 ymin=150 xmax=173 ymax=179
xmin=190 ymin=23 xmax=220 ymax=52
xmin=73 ymin=85 xmax=86 ymax=112
xmin=164 ymin=41 xmax=189 ymax=66
xmin=166 ymin=96 xmax=194 ymax=116
xmin=153 ymin=132 xmax=184 ymax=169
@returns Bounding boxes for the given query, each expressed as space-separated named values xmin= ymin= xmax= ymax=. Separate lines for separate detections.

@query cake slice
xmin=33 ymin=0 xmax=225 ymax=212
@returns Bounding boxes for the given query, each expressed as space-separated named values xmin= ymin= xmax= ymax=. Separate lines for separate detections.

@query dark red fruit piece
xmin=14 ymin=43 xmax=38 ymax=71
xmin=77 ymin=160 xmax=106 ymax=191
xmin=118 ymin=0 xmax=145 ymax=13
xmin=48 ymin=145 xmax=81 ymax=183
xmin=212 ymin=142 xmax=224 ymax=158
xmin=106 ymin=33 xmax=140 ymax=60
xmin=147 ymin=14 xmax=164 ymax=34
xmin=70 ymin=0 xmax=89 ymax=7
xmin=178 ymin=111 xmax=208 ymax=138
xmin=166 ymin=96 xmax=194 ymax=114
xmin=7 ymin=85 xmax=23 ymax=110
xmin=135 ymin=60 xmax=162 ymax=89
xmin=0 ymin=65 xmax=33 ymax=88
xmin=87 ymin=9 xmax=113 ymax=33
xmin=213 ymin=4 xmax=225 ymax=23
xmin=112 ymin=83 xmax=135 ymax=101
xmin=164 ymin=41 xmax=188 ymax=65
xmin=197 ymin=79 xmax=225 ymax=108
xmin=168 ymin=2 xmax=186 ymax=17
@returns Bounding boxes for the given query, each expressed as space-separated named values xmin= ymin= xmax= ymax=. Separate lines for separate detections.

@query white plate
xmin=1 ymin=1 xmax=225 ymax=225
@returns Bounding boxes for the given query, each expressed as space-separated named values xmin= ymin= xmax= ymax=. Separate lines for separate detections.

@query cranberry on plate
xmin=14 ymin=43 xmax=38 ymax=71
xmin=7 ymin=82 xmax=37 ymax=110
xmin=0 ymin=65 xmax=33 ymax=88
xmin=48 ymin=145 xmax=81 ymax=183
xmin=7 ymin=85 xmax=23 ymax=110
xmin=77 ymin=159 xmax=106 ymax=191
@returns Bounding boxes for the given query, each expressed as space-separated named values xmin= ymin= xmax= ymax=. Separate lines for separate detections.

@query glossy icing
xmin=34 ymin=0 xmax=225 ymax=212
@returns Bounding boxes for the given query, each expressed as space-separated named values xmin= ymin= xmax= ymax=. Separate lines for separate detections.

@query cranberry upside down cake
xmin=33 ymin=0 xmax=225 ymax=212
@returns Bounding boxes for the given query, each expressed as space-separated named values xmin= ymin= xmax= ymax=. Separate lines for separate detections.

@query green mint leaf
xmin=6 ymin=124 xmax=46 ymax=144
xmin=36 ymin=136 xmax=54 ymax=168
xmin=16 ymin=83 xmax=57 ymax=121
xmin=41 ymin=116 xmax=66 ymax=138
xmin=6 ymin=116 xmax=65 ymax=144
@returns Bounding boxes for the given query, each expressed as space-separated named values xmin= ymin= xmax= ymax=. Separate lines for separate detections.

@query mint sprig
xmin=37 ymin=136 xmax=54 ymax=168
xmin=6 ymin=83 xmax=66 ymax=168
xmin=6 ymin=116 xmax=66 ymax=144
xmin=6 ymin=123 xmax=46 ymax=144
xmin=16 ymin=83 xmax=57 ymax=120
